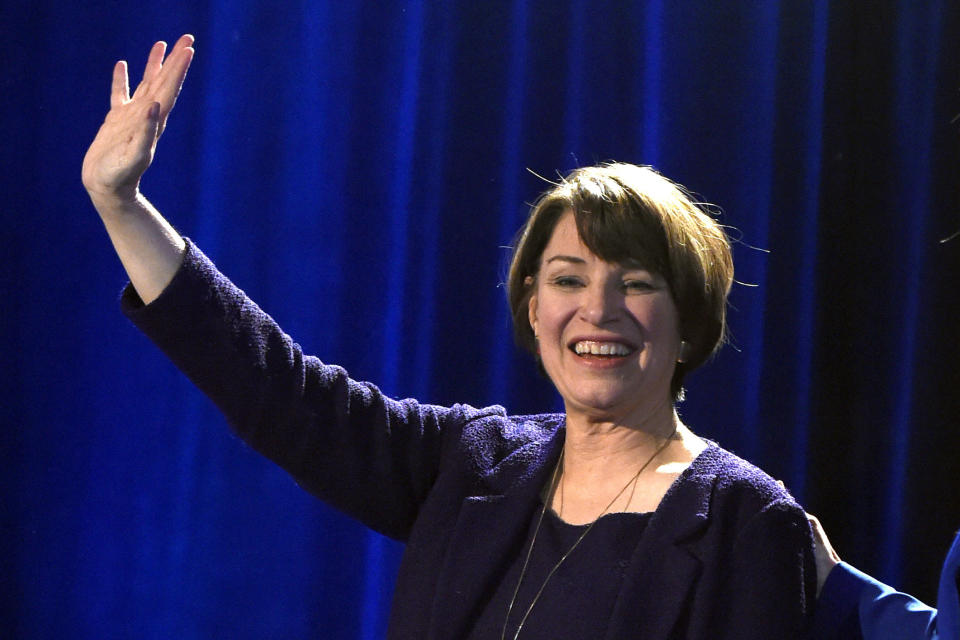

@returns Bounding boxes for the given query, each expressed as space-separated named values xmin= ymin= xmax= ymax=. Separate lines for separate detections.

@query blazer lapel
xmin=605 ymin=448 xmax=719 ymax=640
xmin=426 ymin=423 xmax=564 ymax=640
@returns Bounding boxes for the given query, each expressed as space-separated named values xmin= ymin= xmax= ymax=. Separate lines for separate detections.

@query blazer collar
xmin=605 ymin=444 xmax=721 ymax=638
xmin=426 ymin=419 xmax=565 ymax=639
xmin=427 ymin=430 xmax=722 ymax=640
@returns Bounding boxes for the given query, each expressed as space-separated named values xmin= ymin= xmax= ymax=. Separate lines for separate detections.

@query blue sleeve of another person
xmin=811 ymin=530 xmax=960 ymax=640
xmin=937 ymin=532 xmax=960 ymax=640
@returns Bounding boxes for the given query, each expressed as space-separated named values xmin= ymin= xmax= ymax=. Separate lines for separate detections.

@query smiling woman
xmin=508 ymin=164 xmax=734 ymax=402
xmin=487 ymin=165 xmax=815 ymax=635
xmin=84 ymin=37 xmax=816 ymax=640
xmin=527 ymin=212 xmax=684 ymax=434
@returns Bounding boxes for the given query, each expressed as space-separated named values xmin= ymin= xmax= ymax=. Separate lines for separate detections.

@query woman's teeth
xmin=573 ymin=341 xmax=631 ymax=356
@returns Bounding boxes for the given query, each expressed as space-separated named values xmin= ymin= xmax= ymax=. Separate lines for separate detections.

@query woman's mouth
xmin=571 ymin=340 xmax=634 ymax=357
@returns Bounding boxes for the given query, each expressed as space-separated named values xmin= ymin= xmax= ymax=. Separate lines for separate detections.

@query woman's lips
xmin=571 ymin=340 xmax=635 ymax=357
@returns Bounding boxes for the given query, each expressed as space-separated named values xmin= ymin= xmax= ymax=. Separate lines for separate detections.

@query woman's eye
xmin=623 ymin=280 xmax=655 ymax=292
xmin=551 ymin=276 xmax=583 ymax=288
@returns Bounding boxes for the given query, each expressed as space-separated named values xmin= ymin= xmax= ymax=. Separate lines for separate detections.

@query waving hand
xmin=83 ymin=35 xmax=195 ymax=305
xmin=82 ymin=35 xmax=195 ymax=204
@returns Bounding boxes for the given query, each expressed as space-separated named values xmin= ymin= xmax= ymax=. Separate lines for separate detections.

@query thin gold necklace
xmin=500 ymin=430 xmax=676 ymax=640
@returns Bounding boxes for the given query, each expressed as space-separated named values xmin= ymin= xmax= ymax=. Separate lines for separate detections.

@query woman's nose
xmin=579 ymin=282 xmax=621 ymax=325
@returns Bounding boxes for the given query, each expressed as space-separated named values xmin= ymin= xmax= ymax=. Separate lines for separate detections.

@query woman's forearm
xmin=92 ymin=192 xmax=186 ymax=304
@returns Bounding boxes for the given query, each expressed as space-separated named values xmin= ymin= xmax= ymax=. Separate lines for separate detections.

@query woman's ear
xmin=526 ymin=276 xmax=539 ymax=339
xmin=528 ymin=293 xmax=539 ymax=338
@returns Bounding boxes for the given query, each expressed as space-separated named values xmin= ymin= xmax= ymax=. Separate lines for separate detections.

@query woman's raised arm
xmin=82 ymin=35 xmax=195 ymax=304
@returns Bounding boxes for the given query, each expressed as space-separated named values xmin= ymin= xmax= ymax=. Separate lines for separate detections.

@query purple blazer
xmin=123 ymin=239 xmax=816 ymax=639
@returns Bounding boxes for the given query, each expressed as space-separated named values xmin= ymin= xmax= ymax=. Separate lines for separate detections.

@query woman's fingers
xmin=806 ymin=513 xmax=841 ymax=598
xmin=153 ymin=37 xmax=195 ymax=135
xmin=131 ymin=35 xmax=193 ymax=102
xmin=807 ymin=514 xmax=839 ymax=560
xmin=132 ymin=35 xmax=194 ymax=140
xmin=160 ymin=35 xmax=195 ymax=100
xmin=141 ymin=40 xmax=167 ymax=87
xmin=84 ymin=36 xmax=195 ymax=200
xmin=116 ymin=36 xmax=194 ymax=137
xmin=110 ymin=60 xmax=130 ymax=109
xmin=131 ymin=41 xmax=164 ymax=101
xmin=171 ymin=33 xmax=195 ymax=54
xmin=157 ymin=38 xmax=194 ymax=106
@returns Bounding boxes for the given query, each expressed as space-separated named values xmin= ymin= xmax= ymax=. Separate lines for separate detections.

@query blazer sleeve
xmin=121 ymin=238 xmax=464 ymax=540
xmin=937 ymin=531 xmax=960 ymax=640
xmin=810 ymin=561 xmax=938 ymax=640
xmin=717 ymin=499 xmax=818 ymax=640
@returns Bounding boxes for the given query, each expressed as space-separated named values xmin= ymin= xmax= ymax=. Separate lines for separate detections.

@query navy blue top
xmin=469 ymin=510 xmax=652 ymax=639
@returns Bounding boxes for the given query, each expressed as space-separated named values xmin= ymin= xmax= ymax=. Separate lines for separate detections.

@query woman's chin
xmin=561 ymin=388 xmax=672 ymax=425
xmin=564 ymin=394 xmax=637 ymax=421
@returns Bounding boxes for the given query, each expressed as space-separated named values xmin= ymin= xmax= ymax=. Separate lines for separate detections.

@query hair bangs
xmin=571 ymin=188 xmax=671 ymax=281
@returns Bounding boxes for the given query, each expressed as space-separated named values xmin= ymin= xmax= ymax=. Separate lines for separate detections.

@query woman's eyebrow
xmin=545 ymin=255 xmax=586 ymax=265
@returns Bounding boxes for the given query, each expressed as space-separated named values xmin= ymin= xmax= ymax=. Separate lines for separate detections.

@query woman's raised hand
xmin=83 ymin=36 xmax=195 ymax=305
xmin=82 ymin=35 xmax=195 ymax=206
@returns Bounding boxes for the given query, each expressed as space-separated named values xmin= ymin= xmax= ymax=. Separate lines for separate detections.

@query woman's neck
xmin=549 ymin=402 xmax=705 ymax=524
xmin=561 ymin=395 xmax=679 ymax=465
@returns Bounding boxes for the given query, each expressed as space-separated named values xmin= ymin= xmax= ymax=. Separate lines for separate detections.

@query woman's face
xmin=528 ymin=211 xmax=683 ymax=421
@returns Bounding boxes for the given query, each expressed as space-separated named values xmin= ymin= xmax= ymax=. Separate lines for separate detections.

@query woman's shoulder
xmin=440 ymin=408 xmax=564 ymax=479
xmin=457 ymin=408 xmax=563 ymax=452
xmin=460 ymin=407 xmax=562 ymax=435
xmin=646 ymin=440 xmax=812 ymax=577
xmin=678 ymin=441 xmax=803 ymax=516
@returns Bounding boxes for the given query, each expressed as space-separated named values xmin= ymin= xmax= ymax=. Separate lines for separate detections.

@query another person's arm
xmin=937 ymin=532 xmax=960 ymax=640
xmin=808 ymin=513 xmax=941 ymax=640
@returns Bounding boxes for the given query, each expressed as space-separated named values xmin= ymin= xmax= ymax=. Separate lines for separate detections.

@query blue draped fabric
xmin=3 ymin=1 xmax=958 ymax=637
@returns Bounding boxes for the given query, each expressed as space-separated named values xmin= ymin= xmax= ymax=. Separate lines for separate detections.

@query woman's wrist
xmin=87 ymin=186 xmax=145 ymax=220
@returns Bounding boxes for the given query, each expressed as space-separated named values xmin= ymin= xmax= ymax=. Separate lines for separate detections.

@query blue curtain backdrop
xmin=3 ymin=1 xmax=959 ymax=637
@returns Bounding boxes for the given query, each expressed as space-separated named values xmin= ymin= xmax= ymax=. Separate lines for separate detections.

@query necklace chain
xmin=500 ymin=430 xmax=677 ymax=640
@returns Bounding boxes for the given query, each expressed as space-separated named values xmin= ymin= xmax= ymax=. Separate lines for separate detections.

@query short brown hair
xmin=506 ymin=163 xmax=733 ymax=400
